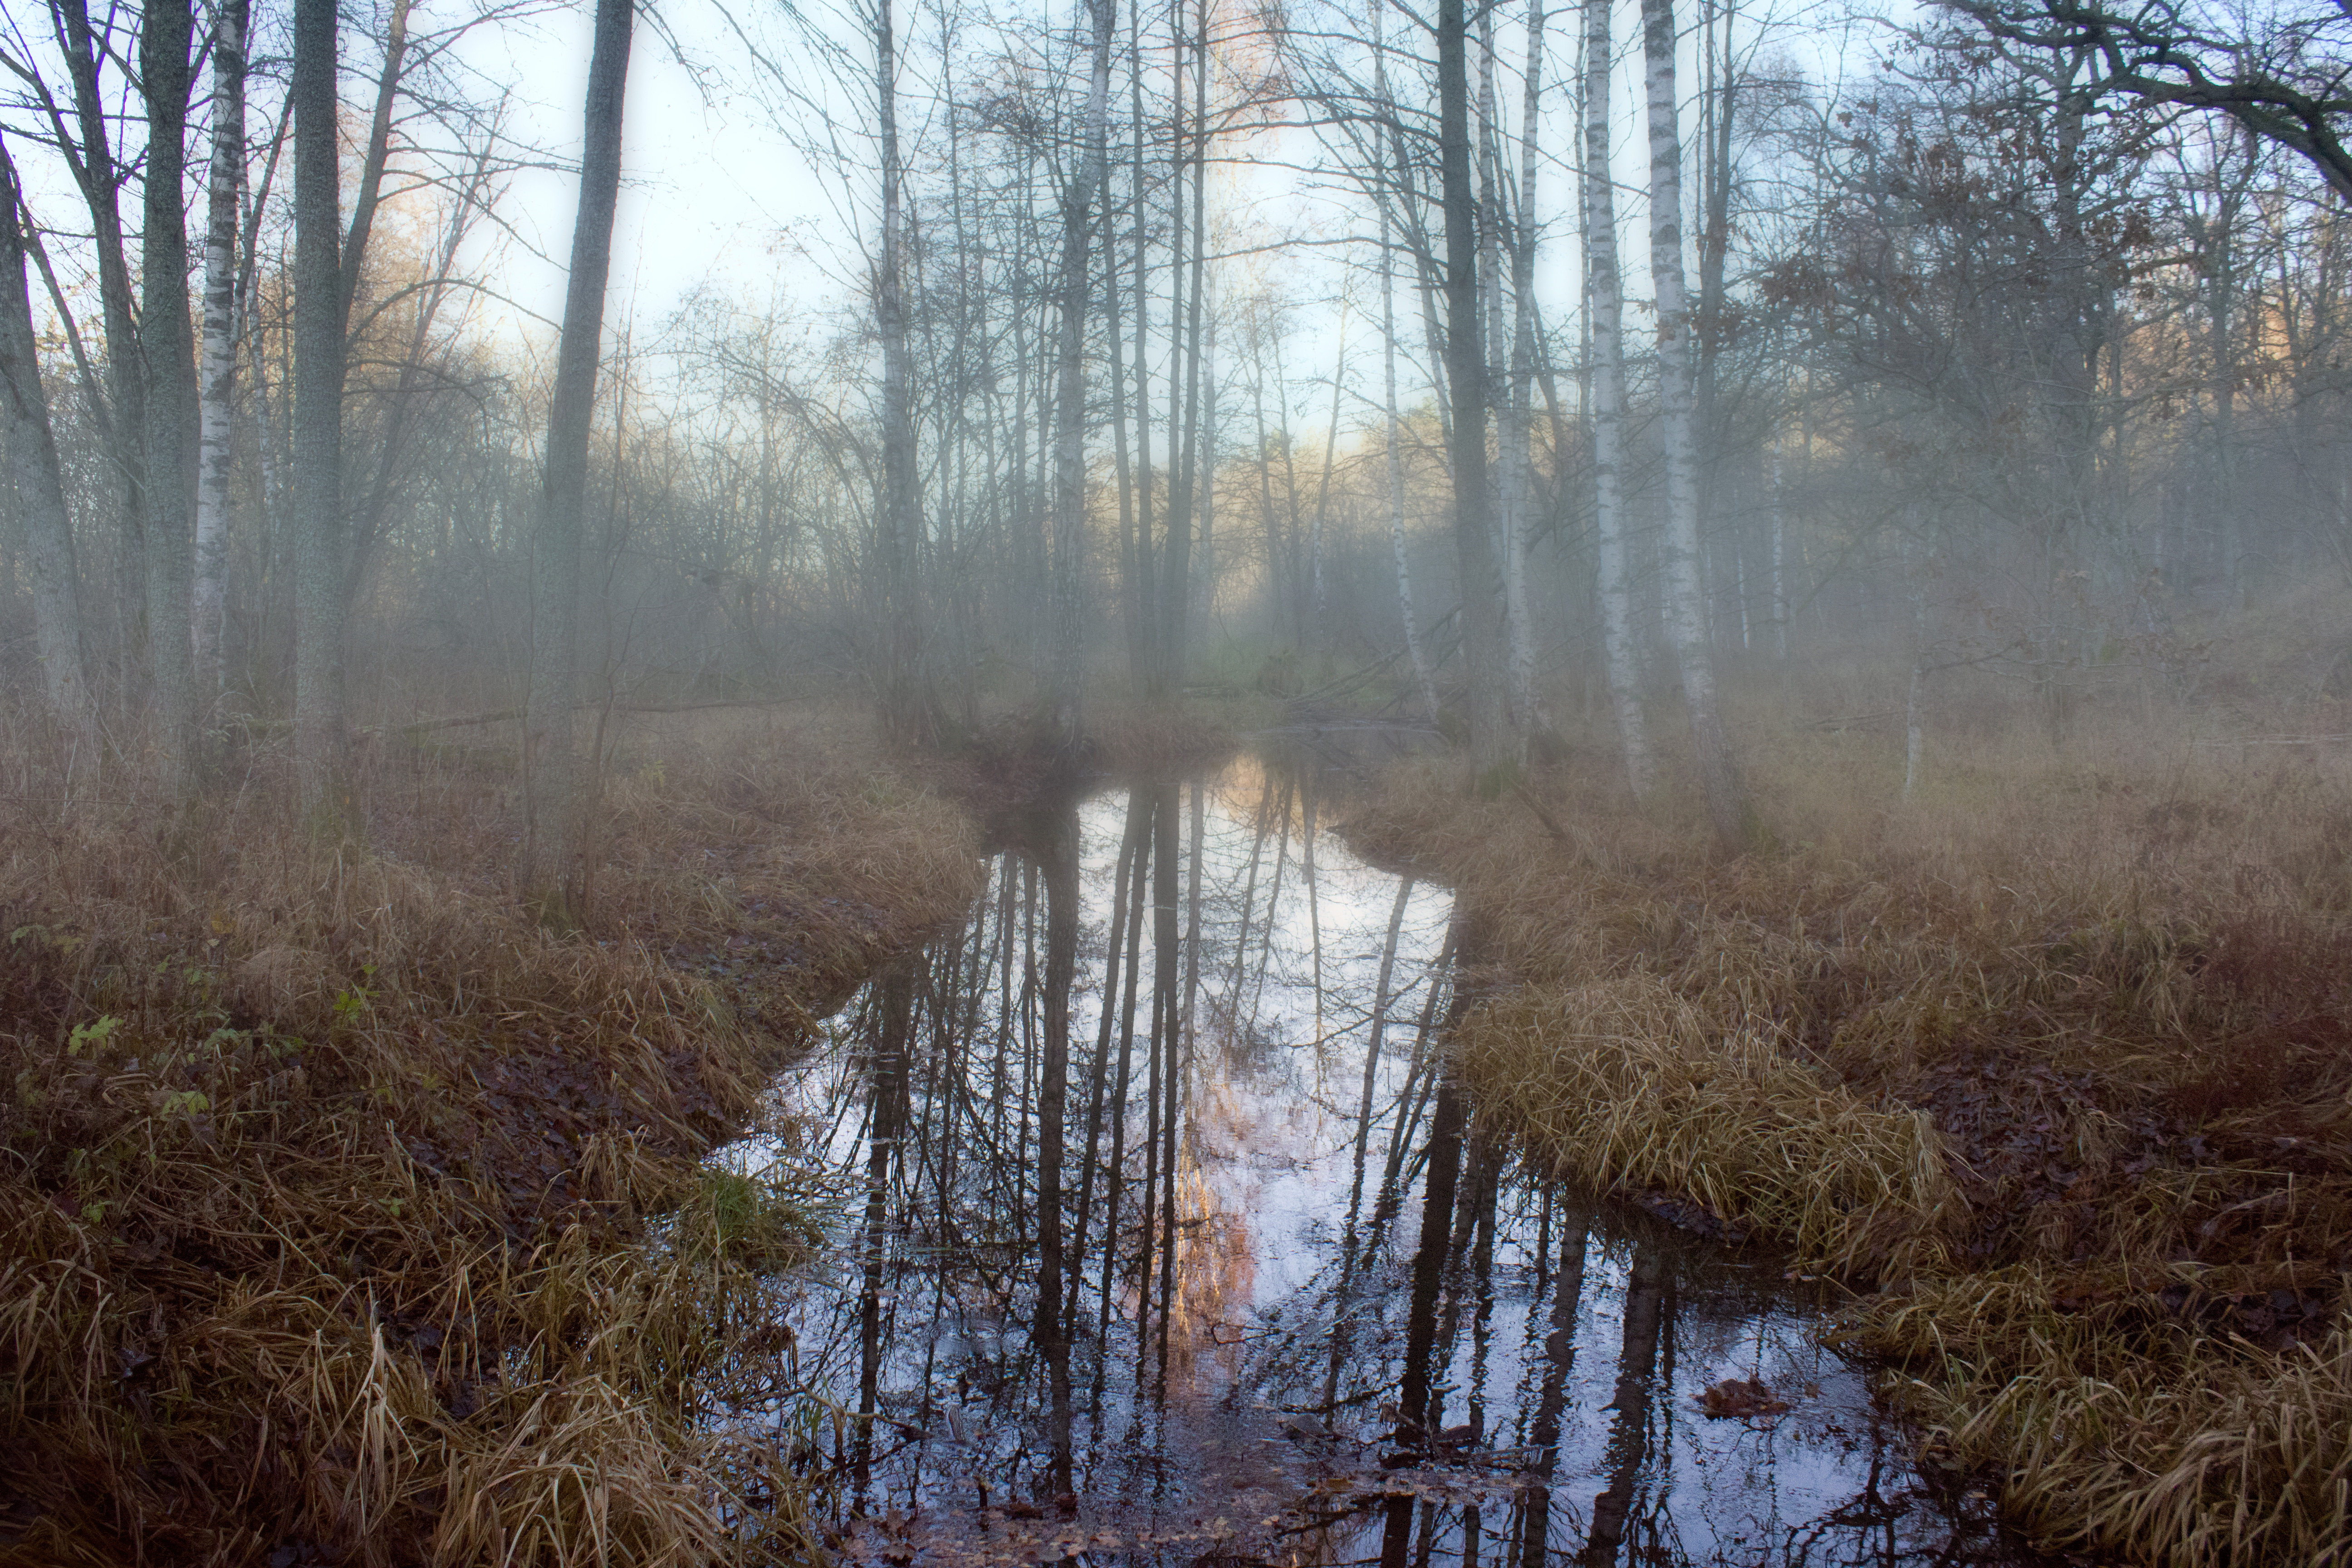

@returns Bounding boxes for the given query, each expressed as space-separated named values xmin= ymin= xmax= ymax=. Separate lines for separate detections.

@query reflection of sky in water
xmin=721 ymin=749 xmax=2031 ymax=1567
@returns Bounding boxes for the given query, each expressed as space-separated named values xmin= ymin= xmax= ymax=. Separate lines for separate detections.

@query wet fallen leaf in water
xmin=1698 ymin=1377 xmax=1791 ymax=1418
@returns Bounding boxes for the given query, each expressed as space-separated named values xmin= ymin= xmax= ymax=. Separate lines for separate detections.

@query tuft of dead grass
xmin=1342 ymin=678 xmax=2352 ymax=1567
xmin=1460 ymin=982 xmax=1962 ymax=1276
xmin=1861 ymin=1269 xmax=2352 ymax=1566
xmin=0 ymin=701 xmax=981 ymax=1565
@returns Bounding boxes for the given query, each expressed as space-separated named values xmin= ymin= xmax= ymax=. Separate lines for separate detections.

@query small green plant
xmin=66 ymin=1016 xmax=122 ymax=1057
xmin=332 ymin=963 xmax=381 ymax=1023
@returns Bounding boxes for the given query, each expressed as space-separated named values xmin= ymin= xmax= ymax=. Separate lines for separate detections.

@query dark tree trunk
xmin=140 ymin=0 xmax=201 ymax=792
xmin=292 ymin=0 xmax=348 ymax=819
xmin=1049 ymin=0 xmax=1117 ymax=750
xmin=0 ymin=138 xmax=89 ymax=722
xmin=876 ymin=0 xmax=927 ymax=745
xmin=520 ymin=0 xmax=635 ymax=916
xmin=1437 ymin=0 xmax=1513 ymax=778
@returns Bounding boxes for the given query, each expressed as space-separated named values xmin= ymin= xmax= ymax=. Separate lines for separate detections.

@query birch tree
xmin=1584 ymin=0 xmax=1654 ymax=795
xmin=193 ymin=0 xmax=250 ymax=707
xmin=1499 ymin=0 xmax=1546 ymax=735
xmin=1643 ymin=0 xmax=1749 ymax=846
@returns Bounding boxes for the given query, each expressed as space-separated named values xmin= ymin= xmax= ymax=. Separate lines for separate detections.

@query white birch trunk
xmin=1499 ymin=0 xmax=1546 ymax=733
xmin=1642 ymin=0 xmax=1748 ymax=847
xmin=193 ymin=0 xmax=247 ymax=706
xmin=1583 ymin=0 xmax=1653 ymax=796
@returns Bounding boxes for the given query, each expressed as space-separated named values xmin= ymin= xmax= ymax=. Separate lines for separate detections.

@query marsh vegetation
xmin=3 ymin=0 xmax=2351 ymax=1561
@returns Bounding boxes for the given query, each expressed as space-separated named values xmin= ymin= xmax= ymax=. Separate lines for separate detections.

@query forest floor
xmin=0 ymin=703 xmax=993 ymax=1568
xmin=9 ymin=657 xmax=2348 ymax=1568
xmin=1337 ymin=668 xmax=2352 ymax=1568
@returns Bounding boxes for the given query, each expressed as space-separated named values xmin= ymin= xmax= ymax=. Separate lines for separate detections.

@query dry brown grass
xmin=1342 ymin=673 xmax=2352 ymax=1565
xmin=1461 ymin=984 xmax=1962 ymax=1276
xmin=0 ymin=701 xmax=982 ymax=1565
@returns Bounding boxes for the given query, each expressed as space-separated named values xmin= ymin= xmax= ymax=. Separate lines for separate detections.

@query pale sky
xmin=4 ymin=0 xmax=1886 ymax=431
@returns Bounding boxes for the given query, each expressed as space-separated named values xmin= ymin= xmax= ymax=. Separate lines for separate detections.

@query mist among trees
xmin=4 ymin=0 xmax=2347 ymax=843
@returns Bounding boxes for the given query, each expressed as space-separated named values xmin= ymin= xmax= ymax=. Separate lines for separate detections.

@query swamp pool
xmin=720 ymin=736 xmax=2037 ymax=1568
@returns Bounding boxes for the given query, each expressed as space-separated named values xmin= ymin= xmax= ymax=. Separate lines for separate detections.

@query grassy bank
xmin=0 ymin=706 xmax=983 ymax=1566
xmin=1342 ymin=687 xmax=2352 ymax=1565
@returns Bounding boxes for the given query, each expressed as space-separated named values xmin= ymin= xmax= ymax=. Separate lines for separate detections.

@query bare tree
xmin=0 ymin=134 xmax=88 ymax=723
xmin=521 ymin=0 xmax=636 ymax=917
xmin=1049 ymin=0 xmax=1117 ymax=750
xmin=140 ymin=0 xmax=200 ymax=792
xmin=1644 ymin=0 xmax=1750 ymax=848
xmin=293 ymin=0 xmax=347 ymax=817
xmin=1944 ymin=0 xmax=2352 ymax=199
xmin=1586 ymin=0 xmax=1654 ymax=797
xmin=876 ymin=0 xmax=926 ymax=745
xmin=193 ymin=0 xmax=250 ymax=708
xmin=1441 ymin=0 xmax=1513 ymax=776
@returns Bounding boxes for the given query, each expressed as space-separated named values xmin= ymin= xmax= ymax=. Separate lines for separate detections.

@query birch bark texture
xmin=520 ymin=0 xmax=636 ymax=913
xmin=194 ymin=0 xmax=250 ymax=706
xmin=1583 ymin=0 xmax=1654 ymax=796
xmin=1641 ymin=0 xmax=1749 ymax=846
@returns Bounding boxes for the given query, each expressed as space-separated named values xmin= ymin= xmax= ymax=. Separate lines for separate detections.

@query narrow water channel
xmin=723 ymin=738 xmax=2033 ymax=1567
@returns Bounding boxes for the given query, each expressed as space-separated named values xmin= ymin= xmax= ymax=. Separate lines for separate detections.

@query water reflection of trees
xmin=772 ymin=753 xmax=2032 ymax=1568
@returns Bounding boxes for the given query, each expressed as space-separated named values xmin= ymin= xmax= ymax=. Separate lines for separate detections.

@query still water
xmin=722 ymin=739 xmax=2031 ymax=1567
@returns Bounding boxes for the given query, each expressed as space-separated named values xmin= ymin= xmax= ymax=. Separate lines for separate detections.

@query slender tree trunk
xmin=1642 ymin=0 xmax=1748 ymax=847
xmin=193 ymin=0 xmax=250 ymax=709
xmin=1373 ymin=0 xmax=1440 ymax=718
xmin=1322 ymin=874 xmax=1414 ymax=1412
xmin=1035 ymin=806 xmax=1078 ymax=1490
xmin=1382 ymin=207 xmax=1439 ymax=719
xmin=1693 ymin=0 xmax=1736 ymax=640
xmin=0 ymin=140 xmax=90 ymax=724
xmin=520 ymin=0 xmax=635 ymax=914
xmin=1769 ymin=436 xmax=1788 ymax=657
xmin=292 ymin=0 xmax=348 ymax=818
xmin=1585 ymin=0 xmax=1653 ymax=796
xmin=1050 ymin=0 xmax=1117 ymax=750
xmin=877 ymin=0 xmax=926 ymax=744
xmin=141 ymin=0 xmax=201 ymax=793
xmin=1157 ymin=0 xmax=1211 ymax=693
xmin=1500 ymin=0 xmax=1546 ymax=734
xmin=1439 ymin=0 xmax=1513 ymax=777
xmin=1307 ymin=311 xmax=1348 ymax=639
xmin=1581 ymin=1242 xmax=1665 ymax=1563
xmin=1108 ymin=143 xmax=1147 ymax=693
xmin=54 ymin=0 xmax=148 ymax=684
xmin=1129 ymin=7 xmax=1161 ymax=691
